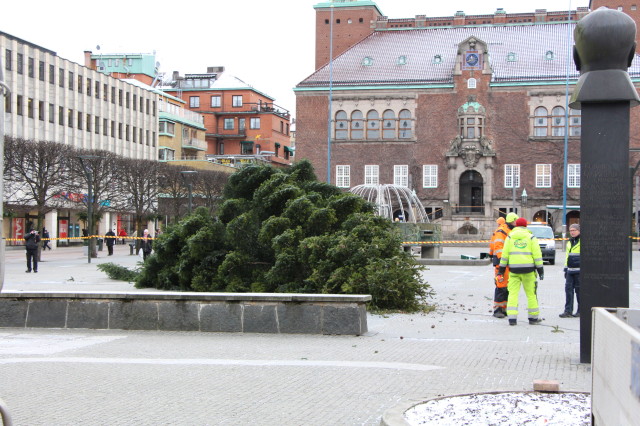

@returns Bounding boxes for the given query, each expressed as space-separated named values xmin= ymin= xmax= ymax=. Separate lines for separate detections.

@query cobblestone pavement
xmin=1 ymin=245 xmax=639 ymax=425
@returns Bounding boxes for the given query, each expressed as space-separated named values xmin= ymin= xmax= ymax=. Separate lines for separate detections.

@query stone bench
xmin=0 ymin=291 xmax=370 ymax=335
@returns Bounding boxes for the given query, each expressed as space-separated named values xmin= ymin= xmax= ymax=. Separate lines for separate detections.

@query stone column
xmin=569 ymin=7 xmax=640 ymax=363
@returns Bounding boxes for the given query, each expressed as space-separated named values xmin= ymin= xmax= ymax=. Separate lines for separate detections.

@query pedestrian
xmin=141 ymin=229 xmax=153 ymax=261
xmin=42 ymin=227 xmax=52 ymax=250
xmin=118 ymin=228 xmax=127 ymax=245
xmin=105 ymin=228 xmax=116 ymax=256
xmin=491 ymin=213 xmax=518 ymax=318
xmin=24 ymin=229 xmax=41 ymax=273
xmin=497 ymin=217 xmax=544 ymax=326
xmin=560 ymin=223 xmax=581 ymax=318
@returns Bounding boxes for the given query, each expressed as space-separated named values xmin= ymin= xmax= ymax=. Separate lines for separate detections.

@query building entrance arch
xmin=458 ymin=170 xmax=484 ymax=213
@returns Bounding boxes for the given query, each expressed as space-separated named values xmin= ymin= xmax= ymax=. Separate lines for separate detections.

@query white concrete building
xmin=1 ymin=31 xmax=159 ymax=248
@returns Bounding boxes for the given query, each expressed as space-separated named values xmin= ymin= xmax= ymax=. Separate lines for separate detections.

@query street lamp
xmin=521 ymin=188 xmax=528 ymax=221
xmin=78 ymin=155 xmax=100 ymax=264
xmin=180 ymin=170 xmax=197 ymax=215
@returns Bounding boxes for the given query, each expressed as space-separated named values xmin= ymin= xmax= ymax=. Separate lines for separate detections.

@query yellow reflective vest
xmin=565 ymin=237 xmax=580 ymax=274
xmin=499 ymin=226 xmax=544 ymax=274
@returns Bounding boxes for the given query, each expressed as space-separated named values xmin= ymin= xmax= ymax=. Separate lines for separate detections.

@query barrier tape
xmin=3 ymin=235 xmax=158 ymax=242
xmin=4 ymin=236 xmax=640 ymax=244
xmin=402 ymin=236 xmax=640 ymax=245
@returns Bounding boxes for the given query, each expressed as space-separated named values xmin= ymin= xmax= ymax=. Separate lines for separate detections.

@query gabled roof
xmin=297 ymin=23 xmax=640 ymax=88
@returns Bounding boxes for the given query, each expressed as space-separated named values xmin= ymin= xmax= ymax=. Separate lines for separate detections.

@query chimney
xmin=84 ymin=51 xmax=94 ymax=69
xmin=454 ymin=11 xmax=465 ymax=26
xmin=172 ymin=71 xmax=180 ymax=80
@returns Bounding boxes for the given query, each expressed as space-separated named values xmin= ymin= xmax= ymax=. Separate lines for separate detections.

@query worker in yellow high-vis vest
xmin=497 ymin=218 xmax=544 ymax=326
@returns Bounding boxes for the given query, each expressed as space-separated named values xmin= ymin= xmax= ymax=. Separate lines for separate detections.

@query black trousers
xmin=564 ymin=273 xmax=580 ymax=314
xmin=26 ymin=248 xmax=38 ymax=272
xmin=107 ymin=244 xmax=114 ymax=255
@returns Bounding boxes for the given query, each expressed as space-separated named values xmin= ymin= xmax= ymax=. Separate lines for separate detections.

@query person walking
xmin=118 ymin=229 xmax=127 ymax=245
xmin=105 ymin=229 xmax=116 ymax=256
xmin=140 ymin=229 xmax=153 ymax=261
xmin=497 ymin=217 xmax=544 ymax=326
xmin=491 ymin=213 xmax=518 ymax=318
xmin=24 ymin=229 xmax=41 ymax=273
xmin=560 ymin=223 xmax=581 ymax=318
xmin=41 ymin=227 xmax=52 ymax=250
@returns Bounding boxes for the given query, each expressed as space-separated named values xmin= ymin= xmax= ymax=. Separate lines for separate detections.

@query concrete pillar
xmin=44 ymin=210 xmax=57 ymax=251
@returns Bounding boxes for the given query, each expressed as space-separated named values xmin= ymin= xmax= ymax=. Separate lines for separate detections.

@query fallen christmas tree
xmin=133 ymin=160 xmax=431 ymax=311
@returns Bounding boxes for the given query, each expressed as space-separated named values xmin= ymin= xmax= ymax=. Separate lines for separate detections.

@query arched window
xmin=399 ymin=110 xmax=412 ymax=138
xmin=551 ymin=106 xmax=565 ymax=136
xmin=351 ymin=110 xmax=364 ymax=139
xmin=335 ymin=110 xmax=348 ymax=139
xmin=534 ymin=107 xmax=548 ymax=137
xmin=382 ymin=110 xmax=396 ymax=139
xmin=366 ymin=110 xmax=380 ymax=139
xmin=569 ymin=108 xmax=581 ymax=136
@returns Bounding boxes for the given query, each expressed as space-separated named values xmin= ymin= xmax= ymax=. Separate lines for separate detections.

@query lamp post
xmin=326 ymin=4 xmax=334 ymax=184
xmin=521 ymin=188 xmax=528 ymax=221
xmin=511 ymin=166 xmax=517 ymax=213
xmin=180 ymin=170 xmax=197 ymax=215
xmin=78 ymin=155 xmax=100 ymax=264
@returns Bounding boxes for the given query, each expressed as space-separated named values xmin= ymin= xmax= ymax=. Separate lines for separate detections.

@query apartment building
xmin=161 ymin=68 xmax=294 ymax=168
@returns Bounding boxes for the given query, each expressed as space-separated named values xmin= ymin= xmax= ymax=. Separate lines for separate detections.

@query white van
xmin=528 ymin=223 xmax=556 ymax=265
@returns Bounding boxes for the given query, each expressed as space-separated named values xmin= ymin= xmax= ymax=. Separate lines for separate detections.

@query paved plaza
xmin=0 ymin=244 xmax=639 ymax=425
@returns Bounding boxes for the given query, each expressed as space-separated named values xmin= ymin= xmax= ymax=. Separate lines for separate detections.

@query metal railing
xmin=453 ymin=205 xmax=485 ymax=214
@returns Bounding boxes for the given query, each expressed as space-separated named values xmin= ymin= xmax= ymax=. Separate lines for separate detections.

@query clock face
xmin=466 ymin=53 xmax=479 ymax=66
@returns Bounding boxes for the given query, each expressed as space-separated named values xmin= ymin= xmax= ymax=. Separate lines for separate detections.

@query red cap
xmin=515 ymin=218 xmax=528 ymax=227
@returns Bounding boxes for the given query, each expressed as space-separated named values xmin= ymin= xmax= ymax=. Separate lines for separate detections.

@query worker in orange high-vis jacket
xmin=491 ymin=213 xmax=518 ymax=318
xmin=488 ymin=217 xmax=505 ymax=260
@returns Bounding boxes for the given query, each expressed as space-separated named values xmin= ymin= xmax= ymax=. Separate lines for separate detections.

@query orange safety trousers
xmin=493 ymin=265 xmax=509 ymax=311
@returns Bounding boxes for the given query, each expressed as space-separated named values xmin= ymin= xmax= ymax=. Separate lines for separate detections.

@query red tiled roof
xmin=298 ymin=23 xmax=640 ymax=87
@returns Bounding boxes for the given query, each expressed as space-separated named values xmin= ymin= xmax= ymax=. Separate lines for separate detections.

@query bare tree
xmin=157 ymin=163 xmax=191 ymax=223
xmin=68 ymin=149 xmax=122 ymax=257
xmin=3 ymin=137 xmax=73 ymax=233
xmin=195 ymin=169 xmax=230 ymax=215
xmin=115 ymin=157 xmax=160 ymax=249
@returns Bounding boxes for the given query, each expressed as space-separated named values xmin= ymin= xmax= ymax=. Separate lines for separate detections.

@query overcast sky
xmin=2 ymin=0 xmax=589 ymax=117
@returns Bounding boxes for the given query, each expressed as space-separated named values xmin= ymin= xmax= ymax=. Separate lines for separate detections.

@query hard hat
xmin=505 ymin=212 xmax=519 ymax=223
xmin=496 ymin=217 xmax=505 ymax=224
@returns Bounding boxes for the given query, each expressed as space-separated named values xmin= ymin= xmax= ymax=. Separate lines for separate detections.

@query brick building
xmin=295 ymin=0 xmax=640 ymax=237
xmin=161 ymin=68 xmax=294 ymax=168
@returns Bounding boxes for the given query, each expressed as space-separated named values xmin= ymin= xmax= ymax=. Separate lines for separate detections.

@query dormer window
xmin=545 ymin=50 xmax=555 ymax=60
xmin=362 ymin=57 xmax=373 ymax=66
xmin=507 ymin=52 xmax=517 ymax=62
xmin=433 ymin=55 xmax=443 ymax=64
xmin=397 ymin=55 xmax=407 ymax=65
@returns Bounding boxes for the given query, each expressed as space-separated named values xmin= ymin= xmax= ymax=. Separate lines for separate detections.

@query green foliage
xmin=136 ymin=159 xmax=432 ymax=311
xmin=97 ymin=262 xmax=140 ymax=282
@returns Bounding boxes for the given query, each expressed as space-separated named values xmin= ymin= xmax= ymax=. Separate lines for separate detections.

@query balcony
xmin=181 ymin=137 xmax=207 ymax=151
xmin=248 ymin=101 xmax=290 ymax=119
xmin=158 ymin=100 xmax=205 ymax=126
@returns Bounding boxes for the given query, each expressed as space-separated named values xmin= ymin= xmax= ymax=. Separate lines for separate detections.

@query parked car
xmin=528 ymin=223 xmax=556 ymax=265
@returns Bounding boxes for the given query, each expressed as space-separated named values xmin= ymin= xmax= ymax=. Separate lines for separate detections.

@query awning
xmin=275 ymin=142 xmax=281 ymax=148
xmin=546 ymin=205 xmax=580 ymax=210
xmin=284 ymin=146 xmax=294 ymax=153
xmin=240 ymin=140 xmax=254 ymax=144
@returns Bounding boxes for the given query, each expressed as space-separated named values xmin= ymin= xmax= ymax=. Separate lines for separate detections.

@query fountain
xmin=350 ymin=184 xmax=441 ymax=259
